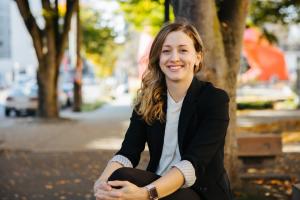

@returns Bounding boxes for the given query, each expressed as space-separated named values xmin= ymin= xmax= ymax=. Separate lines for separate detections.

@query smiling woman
xmin=94 ymin=21 xmax=232 ymax=200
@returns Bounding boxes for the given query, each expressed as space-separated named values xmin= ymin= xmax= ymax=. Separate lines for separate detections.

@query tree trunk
xmin=73 ymin=1 xmax=82 ymax=112
xmin=37 ymin=59 xmax=59 ymax=118
xmin=15 ymin=0 xmax=78 ymax=118
xmin=170 ymin=0 xmax=249 ymax=188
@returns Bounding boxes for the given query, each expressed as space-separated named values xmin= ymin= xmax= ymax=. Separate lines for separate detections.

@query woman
xmin=94 ymin=21 xmax=232 ymax=200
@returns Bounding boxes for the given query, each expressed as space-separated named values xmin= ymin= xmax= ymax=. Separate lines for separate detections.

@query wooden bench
xmin=237 ymin=134 xmax=286 ymax=180
xmin=237 ymin=134 xmax=282 ymax=157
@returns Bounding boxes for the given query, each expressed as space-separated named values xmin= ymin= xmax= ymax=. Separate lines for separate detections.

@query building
xmin=0 ymin=0 xmax=38 ymax=87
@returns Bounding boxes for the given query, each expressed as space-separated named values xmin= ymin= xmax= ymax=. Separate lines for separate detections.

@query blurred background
xmin=0 ymin=0 xmax=300 ymax=200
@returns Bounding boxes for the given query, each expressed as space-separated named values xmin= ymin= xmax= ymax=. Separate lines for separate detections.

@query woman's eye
xmin=180 ymin=49 xmax=188 ymax=52
xmin=162 ymin=49 xmax=170 ymax=53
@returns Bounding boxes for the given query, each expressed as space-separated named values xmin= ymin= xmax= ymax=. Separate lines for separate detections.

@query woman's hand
xmin=94 ymin=179 xmax=112 ymax=198
xmin=95 ymin=180 xmax=148 ymax=200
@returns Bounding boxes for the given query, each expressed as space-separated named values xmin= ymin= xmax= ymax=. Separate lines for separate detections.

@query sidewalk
xmin=0 ymin=93 xmax=147 ymax=200
xmin=0 ymin=93 xmax=133 ymax=152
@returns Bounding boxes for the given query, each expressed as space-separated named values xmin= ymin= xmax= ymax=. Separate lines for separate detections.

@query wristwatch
xmin=145 ymin=184 xmax=159 ymax=200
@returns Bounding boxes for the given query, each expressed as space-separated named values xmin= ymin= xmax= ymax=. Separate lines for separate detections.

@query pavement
xmin=1 ymin=93 xmax=300 ymax=199
xmin=1 ymin=93 xmax=300 ymax=153
xmin=0 ymin=93 xmax=138 ymax=200
xmin=0 ymin=93 xmax=133 ymax=152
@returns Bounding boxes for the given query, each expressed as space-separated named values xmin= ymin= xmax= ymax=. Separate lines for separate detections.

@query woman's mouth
xmin=168 ymin=65 xmax=183 ymax=72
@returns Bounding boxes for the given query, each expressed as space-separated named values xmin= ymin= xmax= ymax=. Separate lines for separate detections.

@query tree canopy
xmin=118 ymin=0 xmax=174 ymax=35
xmin=81 ymin=7 xmax=120 ymax=76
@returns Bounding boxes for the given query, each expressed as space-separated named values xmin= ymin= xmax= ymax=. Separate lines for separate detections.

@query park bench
xmin=236 ymin=134 xmax=289 ymax=180
xmin=237 ymin=133 xmax=282 ymax=157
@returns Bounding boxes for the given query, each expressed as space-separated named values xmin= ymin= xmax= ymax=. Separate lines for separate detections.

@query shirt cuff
xmin=110 ymin=155 xmax=133 ymax=168
xmin=172 ymin=160 xmax=196 ymax=188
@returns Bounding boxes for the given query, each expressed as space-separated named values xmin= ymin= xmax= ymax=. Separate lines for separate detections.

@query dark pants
xmin=108 ymin=167 xmax=201 ymax=200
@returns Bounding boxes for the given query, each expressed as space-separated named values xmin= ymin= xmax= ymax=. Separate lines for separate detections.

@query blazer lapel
xmin=178 ymin=77 xmax=205 ymax=153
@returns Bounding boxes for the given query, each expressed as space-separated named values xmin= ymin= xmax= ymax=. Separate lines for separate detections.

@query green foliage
xmin=249 ymin=0 xmax=300 ymax=26
xmin=81 ymin=8 xmax=116 ymax=55
xmin=248 ymin=0 xmax=300 ymax=43
xmin=118 ymin=0 xmax=174 ymax=35
xmin=81 ymin=100 xmax=104 ymax=112
xmin=237 ymin=101 xmax=273 ymax=110
xmin=81 ymin=7 xmax=120 ymax=77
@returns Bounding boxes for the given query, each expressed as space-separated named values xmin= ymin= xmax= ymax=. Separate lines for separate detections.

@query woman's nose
xmin=170 ymin=50 xmax=179 ymax=61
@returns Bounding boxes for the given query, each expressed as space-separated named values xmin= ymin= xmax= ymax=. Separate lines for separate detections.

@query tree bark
xmin=170 ymin=0 xmax=250 ymax=187
xmin=15 ymin=0 xmax=78 ymax=118
xmin=73 ymin=0 xmax=83 ymax=112
xmin=218 ymin=0 xmax=250 ymax=188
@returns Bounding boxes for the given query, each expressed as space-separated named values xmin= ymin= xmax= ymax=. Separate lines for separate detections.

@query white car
xmin=5 ymin=83 xmax=68 ymax=117
xmin=5 ymin=84 xmax=38 ymax=116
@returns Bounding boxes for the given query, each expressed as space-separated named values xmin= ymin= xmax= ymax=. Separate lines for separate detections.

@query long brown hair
xmin=134 ymin=21 xmax=204 ymax=125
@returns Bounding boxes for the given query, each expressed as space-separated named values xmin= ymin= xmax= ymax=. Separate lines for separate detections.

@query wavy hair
xmin=134 ymin=21 xmax=204 ymax=125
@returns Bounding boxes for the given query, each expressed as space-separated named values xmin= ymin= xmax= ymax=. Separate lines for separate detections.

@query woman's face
xmin=159 ymin=30 xmax=201 ymax=84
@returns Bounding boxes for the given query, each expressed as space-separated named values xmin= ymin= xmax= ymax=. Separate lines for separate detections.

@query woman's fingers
xmin=94 ymin=180 xmax=112 ymax=193
xmin=108 ymin=180 xmax=130 ymax=188
xmin=95 ymin=189 xmax=122 ymax=200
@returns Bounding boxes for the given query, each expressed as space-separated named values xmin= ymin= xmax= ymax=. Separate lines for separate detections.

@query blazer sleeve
xmin=115 ymin=109 xmax=147 ymax=168
xmin=181 ymin=88 xmax=230 ymax=179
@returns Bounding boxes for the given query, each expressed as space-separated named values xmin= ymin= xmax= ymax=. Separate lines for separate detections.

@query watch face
xmin=149 ymin=186 xmax=158 ymax=200
xmin=146 ymin=185 xmax=159 ymax=200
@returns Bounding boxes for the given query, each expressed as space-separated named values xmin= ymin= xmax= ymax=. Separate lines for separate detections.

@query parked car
xmin=5 ymin=84 xmax=38 ymax=116
xmin=5 ymin=83 xmax=68 ymax=117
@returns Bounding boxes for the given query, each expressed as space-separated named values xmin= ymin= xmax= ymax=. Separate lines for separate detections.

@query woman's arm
xmin=149 ymin=167 xmax=185 ymax=198
xmin=94 ymin=161 xmax=123 ymax=195
xmin=106 ymin=166 xmax=185 ymax=200
xmin=98 ymin=161 xmax=123 ymax=182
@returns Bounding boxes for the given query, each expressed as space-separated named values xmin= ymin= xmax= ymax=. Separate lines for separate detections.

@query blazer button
xmin=203 ymin=187 xmax=208 ymax=191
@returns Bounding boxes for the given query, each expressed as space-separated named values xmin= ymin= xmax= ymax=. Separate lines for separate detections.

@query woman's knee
xmin=108 ymin=167 xmax=160 ymax=187
xmin=108 ymin=167 xmax=133 ymax=181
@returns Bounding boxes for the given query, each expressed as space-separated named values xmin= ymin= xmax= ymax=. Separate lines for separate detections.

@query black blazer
xmin=116 ymin=77 xmax=232 ymax=200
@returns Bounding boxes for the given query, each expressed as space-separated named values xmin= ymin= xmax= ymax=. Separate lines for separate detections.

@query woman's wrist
xmin=140 ymin=187 xmax=150 ymax=200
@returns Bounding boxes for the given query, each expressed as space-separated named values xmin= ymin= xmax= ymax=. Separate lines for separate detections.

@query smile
xmin=167 ymin=65 xmax=183 ymax=71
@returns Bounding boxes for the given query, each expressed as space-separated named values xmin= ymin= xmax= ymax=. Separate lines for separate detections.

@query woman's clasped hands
xmin=94 ymin=179 xmax=149 ymax=200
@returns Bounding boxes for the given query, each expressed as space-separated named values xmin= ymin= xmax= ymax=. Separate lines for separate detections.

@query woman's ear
xmin=196 ymin=52 xmax=202 ymax=63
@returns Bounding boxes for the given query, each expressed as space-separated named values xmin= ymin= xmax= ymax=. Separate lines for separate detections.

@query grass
xmin=81 ymin=101 xmax=104 ymax=112
xmin=237 ymin=99 xmax=298 ymax=110
xmin=237 ymin=101 xmax=273 ymax=110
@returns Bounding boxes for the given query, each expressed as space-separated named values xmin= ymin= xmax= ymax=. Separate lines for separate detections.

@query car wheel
xmin=5 ymin=108 xmax=10 ymax=117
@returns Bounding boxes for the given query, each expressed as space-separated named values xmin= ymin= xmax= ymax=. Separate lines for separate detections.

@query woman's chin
xmin=166 ymin=76 xmax=183 ymax=83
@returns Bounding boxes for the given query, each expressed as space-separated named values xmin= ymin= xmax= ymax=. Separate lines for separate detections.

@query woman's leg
xmin=108 ymin=167 xmax=160 ymax=187
xmin=108 ymin=167 xmax=201 ymax=200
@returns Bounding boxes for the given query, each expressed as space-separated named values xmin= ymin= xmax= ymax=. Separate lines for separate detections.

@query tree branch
xmin=41 ymin=0 xmax=56 ymax=53
xmin=14 ymin=0 xmax=43 ymax=61
xmin=57 ymin=0 xmax=78 ymax=65
xmin=54 ymin=0 xmax=59 ymax=49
